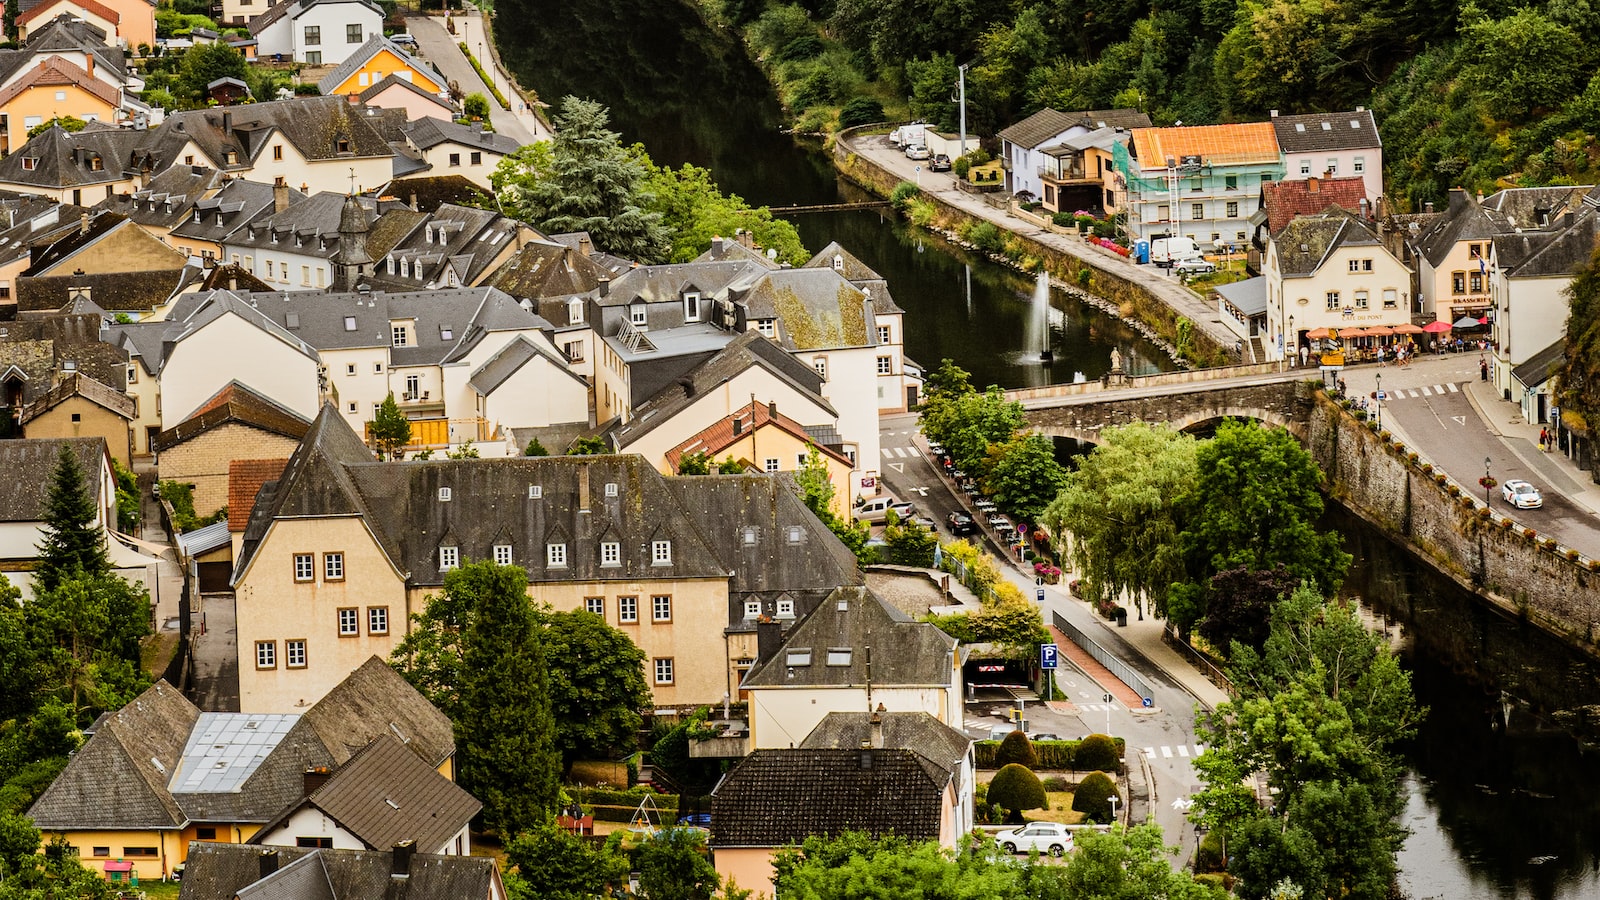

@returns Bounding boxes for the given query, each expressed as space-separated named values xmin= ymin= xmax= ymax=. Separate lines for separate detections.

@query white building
xmin=997 ymin=107 xmax=1149 ymax=203
xmin=249 ymin=0 xmax=385 ymax=66
xmin=1269 ymin=109 xmax=1384 ymax=201
xmin=1263 ymin=209 xmax=1413 ymax=362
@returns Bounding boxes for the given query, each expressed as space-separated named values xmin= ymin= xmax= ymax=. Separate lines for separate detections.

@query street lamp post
xmin=1485 ymin=456 xmax=1493 ymax=506
xmin=957 ymin=63 xmax=969 ymax=159
xmin=1375 ymin=372 xmax=1382 ymax=431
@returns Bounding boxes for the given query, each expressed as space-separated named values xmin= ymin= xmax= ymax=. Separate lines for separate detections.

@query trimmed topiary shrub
xmin=1075 ymin=733 xmax=1120 ymax=772
xmin=994 ymin=731 xmax=1037 ymax=769
xmin=1071 ymin=771 xmax=1117 ymax=822
xmin=988 ymin=764 xmax=1047 ymax=824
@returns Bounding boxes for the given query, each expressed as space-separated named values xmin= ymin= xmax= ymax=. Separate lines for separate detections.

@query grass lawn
xmin=1027 ymin=792 xmax=1090 ymax=825
xmin=130 ymin=881 xmax=181 ymax=899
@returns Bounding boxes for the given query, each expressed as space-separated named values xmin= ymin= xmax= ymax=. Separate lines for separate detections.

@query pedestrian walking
xmin=1299 ymin=344 xmax=1309 ymax=368
xmin=1480 ymin=357 xmax=1489 ymax=381
xmin=1540 ymin=427 xmax=1549 ymax=451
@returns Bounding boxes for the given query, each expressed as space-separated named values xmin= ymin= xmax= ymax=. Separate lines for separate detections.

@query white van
xmin=856 ymin=496 xmax=916 ymax=524
xmin=1150 ymin=236 xmax=1199 ymax=268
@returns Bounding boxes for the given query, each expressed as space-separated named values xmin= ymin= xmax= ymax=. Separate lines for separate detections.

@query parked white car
xmin=906 ymin=145 xmax=931 ymax=160
xmin=1502 ymin=479 xmax=1543 ymax=509
xmin=995 ymin=821 xmax=1074 ymax=857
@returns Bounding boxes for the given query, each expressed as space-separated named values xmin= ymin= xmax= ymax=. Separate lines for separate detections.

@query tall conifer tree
xmin=35 ymin=444 xmax=109 ymax=591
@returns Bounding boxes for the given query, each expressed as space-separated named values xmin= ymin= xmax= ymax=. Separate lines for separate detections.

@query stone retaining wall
xmin=1308 ymin=391 xmax=1600 ymax=651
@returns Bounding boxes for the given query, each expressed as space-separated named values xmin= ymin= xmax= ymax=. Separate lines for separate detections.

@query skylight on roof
xmin=1321 ymin=122 xmax=1332 ymax=130
xmin=1295 ymin=123 xmax=1305 ymax=132
xmin=786 ymin=649 xmax=811 ymax=666
xmin=826 ymin=648 xmax=852 ymax=666
xmin=343 ymin=315 xmax=357 ymax=331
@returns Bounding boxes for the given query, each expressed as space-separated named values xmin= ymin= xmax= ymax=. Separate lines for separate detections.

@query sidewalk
xmin=1461 ymin=378 xmax=1600 ymax=517
xmin=407 ymin=11 xmax=548 ymax=147
xmin=841 ymin=132 xmax=1239 ymax=354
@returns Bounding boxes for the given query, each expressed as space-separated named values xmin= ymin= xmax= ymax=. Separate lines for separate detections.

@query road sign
xmin=1103 ymin=692 xmax=1113 ymax=703
xmin=1142 ymin=697 xmax=1154 ymax=708
xmin=1036 ymin=588 xmax=1046 ymax=602
xmin=1040 ymin=643 xmax=1058 ymax=669
xmin=887 ymin=462 xmax=905 ymax=473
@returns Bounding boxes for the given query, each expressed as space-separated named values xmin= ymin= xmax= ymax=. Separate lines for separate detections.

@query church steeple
xmin=333 ymin=193 xmax=374 ymax=291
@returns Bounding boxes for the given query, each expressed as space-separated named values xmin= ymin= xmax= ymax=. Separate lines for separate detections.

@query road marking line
xmin=1408 ymin=389 xmax=1422 ymax=398
xmin=1419 ymin=386 xmax=1432 ymax=396
xmin=881 ymin=448 xmax=893 ymax=458
xmin=888 ymin=462 xmax=905 ymax=473
xmin=907 ymin=447 xmax=921 ymax=457
xmin=1448 ymin=383 xmax=1460 ymax=392
xmin=893 ymin=447 xmax=907 ymax=457
xmin=1434 ymin=384 xmax=1446 ymax=394
xmin=1177 ymin=745 xmax=1190 ymax=757
xmin=1144 ymin=747 xmax=1156 ymax=757
xmin=1161 ymin=747 xmax=1173 ymax=758
xmin=1452 ymin=415 xmax=1467 ymax=425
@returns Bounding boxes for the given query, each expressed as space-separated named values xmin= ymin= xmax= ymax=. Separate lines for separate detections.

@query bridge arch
xmin=1018 ymin=379 xmax=1310 ymax=446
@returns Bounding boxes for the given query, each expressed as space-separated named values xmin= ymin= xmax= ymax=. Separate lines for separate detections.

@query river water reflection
xmin=497 ymin=0 xmax=1600 ymax=893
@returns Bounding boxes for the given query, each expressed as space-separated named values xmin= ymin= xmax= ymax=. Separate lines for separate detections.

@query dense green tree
xmin=111 ymin=459 xmax=140 ymax=533
xmin=1196 ymin=565 xmax=1300 ymax=657
xmin=1074 ymin=733 xmax=1120 ymax=772
xmin=174 ymin=41 xmax=248 ymax=105
xmin=541 ymin=610 xmax=649 ymax=771
xmin=568 ymin=436 xmax=610 ymax=455
xmin=883 ymin=513 xmax=937 ymax=567
xmin=1071 ymin=770 xmax=1118 ymax=823
xmin=4 ymin=0 xmax=17 ymax=41
xmin=1560 ymin=250 xmax=1600 ymax=473
xmin=920 ymin=385 xmax=1024 ymax=474
xmin=716 ymin=456 xmax=745 ymax=474
xmin=497 ymin=96 xmax=669 ymax=262
xmin=677 ymin=451 xmax=711 ymax=475
xmin=837 ymin=96 xmax=885 ymax=127
xmin=1168 ymin=420 xmax=1349 ymax=637
xmin=982 ymin=432 xmax=1067 ymax=522
xmin=1462 ymin=9 xmax=1591 ymax=123
xmin=0 ymin=577 xmax=41 ymax=723
xmin=923 ymin=358 xmax=972 ymax=403
xmin=504 ymin=821 xmax=630 ymax=900
xmin=993 ymin=730 xmax=1037 ymax=768
xmin=795 ymin=444 xmax=871 ymax=566
xmin=35 ymin=445 xmax=110 ymax=591
xmin=368 ymin=394 xmax=412 ymax=460
xmin=636 ymin=827 xmax=721 ymax=900
xmin=0 ymin=834 xmax=114 ymax=899
xmin=523 ymin=437 xmax=550 ymax=457
xmin=463 ymin=92 xmax=493 ymax=126
xmin=988 ymin=763 xmax=1046 ymax=823
xmin=1042 ymin=423 xmax=1198 ymax=616
xmin=1061 ymin=825 xmax=1223 ymax=900
xmin=453 ymin=562 xmax=561 ymax=836
xmin=642 ymin=159 xmax=808 ymax=265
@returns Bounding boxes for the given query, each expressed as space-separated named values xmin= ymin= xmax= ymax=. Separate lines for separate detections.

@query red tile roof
xmin=1130 ymin=122 xmax=1280 ymax=168
xmin=227 ymin=457 xmax=288 ymax=532
xmin=665 ymin=400 xmax=852 ymax=472
xmin=0 ymin=55 xmax=121 ymax=111
xmin=1260 ymin=176 xmax=1369 ymax=234
xmin=18 ymin=0 xmax=120 ymax=26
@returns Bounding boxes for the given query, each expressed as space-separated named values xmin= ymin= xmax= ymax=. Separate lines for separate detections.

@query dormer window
xmin=224 ymin=151 xmax=237 ymax=165
xmin=651 ymin=540 xmax=671 ymax=565
xmin=742 ymin=526 xmax=758 ymax=546
xmin=568 ymin=298 xmax=583 ymax=325
xmin=776 ymin=598 xmax=795 ymax=618
xmin=439 ymin=546 xmax=459 ymax=571
xmin=744 ymin=600 xmax=761 ymax=619
xmin=437 ymin=487 xmax=451 ymax=501
xmin=629 ymin=303 xmax=647 ymax=327
xmin=337 ymin=139 xmax=352 ymax=153
xmin=90 ymin=156 xmax=103 ymax=171
xmin=392 ymin=325 xmax=409 ymax=347
xmin=600 ymin=541 xmax=620 ymax=566
xmin=604 ymin=483 xmax=618 ymax=498
xmin=682 ymin=292 xmax=700 ymax=322
xmin=493 ymin=544 xmax=512 ymax=565
xmin=528 ymin=485 xmax=543 ymax=499
xmin=832 ymin=254 xmax=843 ymax=271
xmin=547 ymin=543 xmax=568 ymax=567
xmin=21 ymin=157 xmax=36 ymax=171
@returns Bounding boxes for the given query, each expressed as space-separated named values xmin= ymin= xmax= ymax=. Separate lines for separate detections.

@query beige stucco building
xmin=18 ymin=372 xmax=134 ymax=466
xmin=1264 ymin=209 xmax=1413 ymax=362
xmin=152 ymin=382 xmax=309 ymax=520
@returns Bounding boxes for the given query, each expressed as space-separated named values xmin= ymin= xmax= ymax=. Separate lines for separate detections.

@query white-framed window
xmin=764 ymin=458 xmax=780 ymax=473
xmin=338 ymin=608 xmax=359 ymax=635
xmin=256 ymin=641 xmax=276 ymax=669
xmin=654 ymin=658 xmax=674 ymax=684
xmin=605 ymin=482 xmax=618 ymax=498
xmin=323 ymin=552 xmax=344 ymax=580
xmin=812 ymin=356 xmax=827 ymax=380
xmin=405 ymin=374 xmax=420 ymax=398
xmin=1382 ymin=288 xmax=1399 ymax=309
xmin=303 ymin=24 xmax=320 ymax=45
xmin=547 ymin=543 xmax=567 ymax=567
xmin=438 ymin=487 xmax=452 ymax=502
xmin=1354 ymin=290 xmax=1370 ymax=309
xmin=529 ymin=485 xmax=543 ymax=499
xmin=1326 ymin=158 xmax=1338 ymax=175
xmin=600 ymin=541 xmax=621 ymax=566
xmin=619 ymin=596 xmax=638 ymax=623
xmin=285 ymin=640 xmax=306 ymax=668
xmin=585 ymin=597 xmax=604 ymax=615
xmin=630 ymin=303 xmax=647 ymax=326
xmin=787 ymin=525 xmax=803 ymax=544
xmin=392 ymin=325 xmax=409 ymax=347
xmin=440 ymin=546 xmax=459 ymax=571
xmin=652 ymin=595 xmax=671 ymax=621
xmin=652 ymin=540 xmax=672 ymax=565
xmin=1299 ymin=160 xmax=1311 ymax=176
xmin=1353 ymin=156 xmax=1366 ymax=173
xmin=346 ymin=23 xmax=362 ymax=42
xmin=1325 ymin=291 xmax=1341 ymax=310
xmin=1349 ymin=259 xmax=1361 ymax=273
xmin=876 ymin=356 xmax=892 ymax=375
xmin=1225 ymin=201 xmax=1239 ymax=218
xmin=744 ymin=600 xmax=762 ymax=619
xmin=493 ymin=544 xmax=512 ymax=565
xmin=294 ymin=553 xmax=314 ymax=582
xmin=568 ymin=298 xmax=584 ymax=325
xmin=683 ymin=292 xmax=701 ymax=321
xmin=369 ymin=607 xmax=388 ymax=634
xmin=756 ymin=319 xmax=774 ymax=337
xmin=877 ymin=325 xmax=890 ymax=344
xmin=776 ymin=598 xmax=795 ymax=618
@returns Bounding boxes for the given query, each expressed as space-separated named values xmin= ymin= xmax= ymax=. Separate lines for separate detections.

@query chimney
xmin=1269 ymin=109 xmax=1278 ymax=118
xmin=1307 ymin=176 xmax=1319 ymax=194
xmin=597 ymin=274 xmax=610 ymax=297
xmin=85 ymin=53 xmax=92 ymax=78
xmin=577 ymin=464 xmax=590 ymax=513
xmin=1446 ymin=187 xmax=1469 ymax=217
xmin=409 ymin=192 xmax=419 ymax=212
xmin=578 ymin=234 xmax=593 ymax=256
xmin=302 ymin=765 xmax=332 ymax=796
xmin=79 ymin=212 xmax=89 ymax=235
xmin=1359 ymin=198 xmax=1369 ymax=219
xmin=222 ymin=111 xmax=232 ymax=133
xmin=755 ymin=620 xmax=784 ymax=664
xmin=390 ymin=841 xmax=415 ymax=879
xmin=737 ymin=229 xmax=755 ymax=249
xmin=273 ymin=181 xmax=289 ymax=214
xmin=732 ymin=416 xmax=742 ymax=435
xmin=1563 ymin=210 xmax=1575 ymax=229
xmin=767 ymin=400 xmax=777 ymax=420
xmin=869 ymin=703 xmax=885 ymax=749
xmin=712 ymin=235 xmax=723 ymax=255
xmin=258 ymin=849 xmax=280 ymax=880
xmin=1425 ymin=201 xmax=1435 ymax=214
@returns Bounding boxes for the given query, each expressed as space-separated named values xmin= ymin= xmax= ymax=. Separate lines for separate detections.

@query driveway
xmin=405 ymin=12 xmax=542 ymax=146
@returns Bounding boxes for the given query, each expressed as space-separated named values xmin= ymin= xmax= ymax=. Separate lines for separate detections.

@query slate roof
xmin=1270 ymin=109 xmax=1381 ymax=153
xmin=17 ymin=268 xmax=191 ymax=314
xmin=27 ymin=681 xmax=198 ymax=829
xmin=662 ymin=399 xmax=853 ymax=472
xmin=300 ymin=656 xmax=457 ymax=769
xmin=177 ymin=844 xmax=500 ymax=900
xmin=710 ymin=748 xmax=944 ymax=847
xmin=612 ymin=329 xmax=833 ymax=448
xmin=742 ymin=586 xmax=959 ymax=688
xmin=1130 ymin=123 xmax=1281 ymax=167
xmin=13 ymin=14 xmax=127 ymax=80
xmin=17 ymin=370 xmax=134 ymax=423
xmin=378 ymin=174 xmax=488 ymax=214
xmin=1512 ymin=338 xmax=1565 ymax=389
xmin=151 ymin=380 xmax=311 ymax=452
xmin=106 ymin=319 xmax=171 ymax=375
xmin=466 ymin=333 xmax=587 ymax=397
xmin=23 ymin=212 xmax=158 ymax=276
xmin=801 ymin=710 xmax=971 ymax=779
xmin=225 ymin=190 xmax=381 ymax=253
xmin=802 ymin=241 xmax=904 ymax=315
xmin=364 ymin=202 xmax=522 ymax=292
xmin=168 ymin=179 xmax=297 ymax=246
xmin=251 ymin=734 xmax=479 ymax=853
xmin=0 ymin=125 xmax=142 ymax=191
xmin=95 ymin=165 xmax=225 ymax=231
xmin=1493 ymin=210 xmax=1600 ymax=278
xmin=481 ymin=239 xmax=609 ymax=315
xmin=998 ymin=108 xmax=1150 ymax=150
xmin=740 ymin=268 xmax=874 ymax=350
xmin=1258 ymin=176 xmax=1368 ymax=235
xmin=318 ymin=35 xmax=447 ymax=96
xmin=1411 ymin=189 xmax=1520 ymax=268
xmin=1271 ymin=208 xmax=1387 ymax=277
xmin=402 ymin=116 xmax=520 ymax=156
xmin=134 ymin=97 xmax=396 ymax=175
xmin=228 ymin=457 xmax=289 ymax=532
xmin=1216 ymin=276 xmax=1268 ymax=317
xmin=0 ymin=435 xmax=106 ymax=522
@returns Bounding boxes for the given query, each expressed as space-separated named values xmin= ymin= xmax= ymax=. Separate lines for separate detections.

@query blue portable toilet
xmin=1135 ymin=240 xmax=1150 ymax=264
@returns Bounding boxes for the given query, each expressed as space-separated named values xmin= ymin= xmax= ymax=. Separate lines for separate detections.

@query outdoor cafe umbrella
xmin=1341 ymin=328 xmax=1371 ymax=338
xmin=1305 ymin=327 xmax=1333 ymax=339
xmin=1392 ymin=323 xmax=1424 ymax=334
xmin=1365 ymin=325 xmax=1395 ymax=336
xmin=1422 ymin=321 xmax=1452 ymax=333
xmin=1454 ymin=315 xmax=1485 ymax=328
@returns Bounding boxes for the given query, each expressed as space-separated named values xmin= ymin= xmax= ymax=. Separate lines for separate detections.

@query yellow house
xmin=26 ymin=660 xmax=458 ymax=879
xmin=0 ymin=56 xmax=124 ymax=154
xmin=317 ymin=35 xmax=448 ymax=99
xmin=662 ymin=399 xmax=854 ymax=517
xmin=233 ymin=404 xmax=864 ymax=712
xmin=151 ymin=381 xmax=310 ymax=516
xmin=18 ymin=371 xmax=135 ymax=467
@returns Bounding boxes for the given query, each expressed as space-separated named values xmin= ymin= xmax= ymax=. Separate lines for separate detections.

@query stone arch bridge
xmin=1006 ymin=364 xmax=1316 ymax=444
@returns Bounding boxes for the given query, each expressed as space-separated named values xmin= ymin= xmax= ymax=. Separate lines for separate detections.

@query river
xmin=494 ymin=0 xmax=1600 ymax=894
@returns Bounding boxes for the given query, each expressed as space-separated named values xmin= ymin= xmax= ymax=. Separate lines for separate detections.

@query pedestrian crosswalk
xmin=880 ymin=446 xmax=922 ymax=458
xmin=1388 ymin=383 xmax=1460 ymax=400
xmin=1143 ymin=744 xmax=1207 ymax=759
xmin=1078 ymin=703 xmax=1119 ymax=713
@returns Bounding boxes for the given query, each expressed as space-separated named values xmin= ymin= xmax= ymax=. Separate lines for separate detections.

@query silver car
xmin=905 ymin=145 xmax=931 ymax=160
xmin=1173 ymin=256 xmax=1215 ymax=275
xmin=995 ymin=821 xmax=1074 ymax=857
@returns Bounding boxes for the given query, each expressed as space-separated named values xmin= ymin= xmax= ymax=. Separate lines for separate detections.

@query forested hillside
xmin=707 ymin=0 xmax=1600 ymax=210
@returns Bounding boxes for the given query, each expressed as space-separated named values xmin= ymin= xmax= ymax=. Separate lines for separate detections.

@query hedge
xmin=974 ymin=737 xmax=1127 ymax=771
xmin=457 ymin=42 xmax=510 ymax=109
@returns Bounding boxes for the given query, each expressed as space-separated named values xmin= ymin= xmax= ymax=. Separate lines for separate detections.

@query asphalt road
xmin=878 ymin=412 xmax=1207 ymax=858
xmin=405 ymin=14 xmax=539 ymax=146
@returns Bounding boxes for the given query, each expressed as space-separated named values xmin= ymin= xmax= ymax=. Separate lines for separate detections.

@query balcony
xmin=1037 ymin=165 xmax=1093 ymax=185
xmin=398 ymin=390 xmax=444 ymax=416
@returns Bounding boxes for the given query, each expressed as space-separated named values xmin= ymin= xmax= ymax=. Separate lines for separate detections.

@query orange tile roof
xmin=0 ymin=55 xmax=121 ymax=111
xmin=18 ymin=0 xmax=120 ymax=25
xmin=227 ymin=458 xmax=289 ymax=532
xmin=1130 ymin=122 xmax=1280 ymax=169
xmin=665 ymin=401 xmax=852 ymax=472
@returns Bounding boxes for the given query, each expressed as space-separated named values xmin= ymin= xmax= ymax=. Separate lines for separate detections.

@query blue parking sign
xmin=1036 ymin=588 xmax=1045 ymax=602
xmin=1040 ymin=643 xmax=1058 ymax=670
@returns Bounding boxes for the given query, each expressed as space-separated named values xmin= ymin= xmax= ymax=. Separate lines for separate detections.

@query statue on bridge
xmin=1109 ymin=347 xmax=1123 ymax=373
